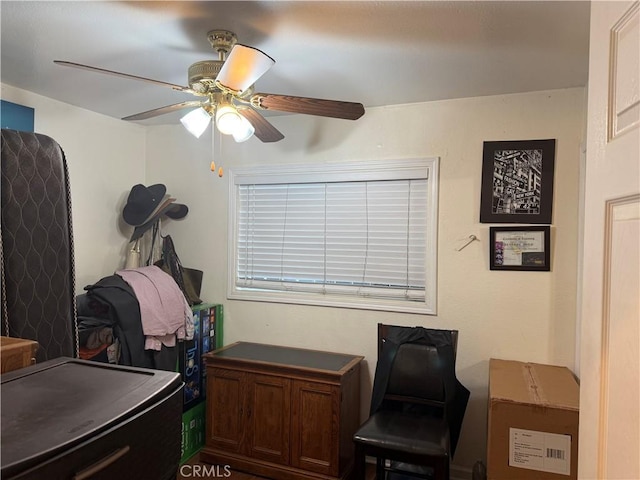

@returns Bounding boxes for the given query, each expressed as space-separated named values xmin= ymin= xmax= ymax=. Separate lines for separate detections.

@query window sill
xmin=227 ymin=287 xmax=436 ymax=315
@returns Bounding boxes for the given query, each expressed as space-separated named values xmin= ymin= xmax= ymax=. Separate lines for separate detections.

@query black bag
xmin=155 ymin=235 xmax=203 ymax=305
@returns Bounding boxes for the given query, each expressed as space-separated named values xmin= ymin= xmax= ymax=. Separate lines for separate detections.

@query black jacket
xmin=78 ymin=275 xmax=176 ymax=371
xmin=369 ymin=325 xmax=470 ymax=457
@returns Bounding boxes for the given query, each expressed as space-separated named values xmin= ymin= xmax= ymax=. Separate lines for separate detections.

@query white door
xmin=579 ymin=1 xmax=640 ymax=479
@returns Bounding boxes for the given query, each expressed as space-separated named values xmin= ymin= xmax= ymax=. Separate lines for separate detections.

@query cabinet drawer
xmin=9 ymin=386 xmax=182 ymax=480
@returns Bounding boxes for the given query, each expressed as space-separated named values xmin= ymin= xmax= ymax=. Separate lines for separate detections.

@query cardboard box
xmin=178 ymin=303 xmax=224 ymax=464
xmin=487 ymin=358 xmax=579 ymax=480
xmin=180 ymin=401 xmax=206 ymax=464
xmin=178 ymin=303 xmax=223 ymax=411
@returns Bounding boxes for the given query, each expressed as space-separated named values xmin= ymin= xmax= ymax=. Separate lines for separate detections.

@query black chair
xmin=352 ymin=324 xmax=470 ymax=480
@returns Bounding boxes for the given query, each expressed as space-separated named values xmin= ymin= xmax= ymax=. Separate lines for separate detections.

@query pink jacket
xmin=117 ymin=266 xmax=193 ymax=350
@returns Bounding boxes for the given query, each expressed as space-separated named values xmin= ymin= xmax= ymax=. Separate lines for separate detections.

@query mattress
xmin=1 ymin=129 xmax=78 ymax=361
xmin=1 ymin=357 xmax=183 ymax=479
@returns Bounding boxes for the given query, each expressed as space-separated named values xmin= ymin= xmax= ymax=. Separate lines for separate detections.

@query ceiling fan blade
xmin=250 ymin=93 xmax=365 ymax=120
xmin=54 ymin=60 xmax=194 ymax=93
xmin=122 ymin=101 xmax=203 ymax=121
xmin=238 ymin=107 xmax=284 ymax=143
xmin=215 ymin=45 xmax=275 ymax=94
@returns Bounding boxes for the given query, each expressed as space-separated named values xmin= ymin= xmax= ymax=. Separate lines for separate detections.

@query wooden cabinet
xmin=0 ymin=336 xmax=38 ymax=374
xmin=207 ymin=367 xmax=245 ymax=453
xmin=208 ymin=368 xmax=291 ymax=463
xmin=202 ymin=342 xmax=363 ymax=480
xmin=291 ymin=380 xmax=338 ymax=475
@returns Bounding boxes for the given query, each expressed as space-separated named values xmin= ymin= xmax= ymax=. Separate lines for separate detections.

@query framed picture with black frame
xmin=490 ymin=226 xmax=551 ymax=271
xmin=480 ymin=139 xmax=556 ymax=224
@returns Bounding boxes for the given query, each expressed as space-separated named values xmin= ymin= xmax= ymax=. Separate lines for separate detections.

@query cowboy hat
xmin=122 ymin=184 xmax=167 ymax=226
xmin=129 ymin=200 xmax=189 ymax=241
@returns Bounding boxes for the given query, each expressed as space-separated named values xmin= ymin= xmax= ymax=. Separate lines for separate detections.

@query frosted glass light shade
xmin=215 ymin=104 xmax=242 ymax=135
xmin=232 ymin=114 xmax=255 ymax=143
xmin=216 ymin=44 xmax=275 ymax=94
xmin=180 ymin=107 xmax=211 ymax=138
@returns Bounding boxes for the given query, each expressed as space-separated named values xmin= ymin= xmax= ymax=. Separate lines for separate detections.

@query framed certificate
xmin=490 ymin=226 xmax=551 ymax=271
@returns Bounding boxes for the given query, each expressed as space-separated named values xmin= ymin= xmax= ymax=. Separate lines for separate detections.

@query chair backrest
xmin=369 ymin=324 xmax=470 ymax=456
xmin=378 ymin=324 xmax=459 ymax=409
xmin=387 ymin=342 xmax=445 ymax=402
xmin=378 ymin=324 xmax=458 ymax=357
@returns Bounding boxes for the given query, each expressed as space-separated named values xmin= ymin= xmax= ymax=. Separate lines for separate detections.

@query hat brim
xmin=165 ymin=203 xmax=188 ymax=220
xmin=129 ymin=201 xmax=189 ymax=241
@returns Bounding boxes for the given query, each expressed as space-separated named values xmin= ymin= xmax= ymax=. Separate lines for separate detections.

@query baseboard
xmin=451 ymin=463 xmax=473 ymax=480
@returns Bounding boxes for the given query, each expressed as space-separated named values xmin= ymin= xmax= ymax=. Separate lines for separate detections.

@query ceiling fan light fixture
xmin=215 ymin=44 xmax=275 ymax=94
xmin=180 ymin=107 xmax=211 ymax=138
xmin=232 ymin=114 xmax=255 ymax=143
xmin=56 ymin=29 xmax=364 ymax=145
xmin=215 ymin=104 xmax=242 ymax=135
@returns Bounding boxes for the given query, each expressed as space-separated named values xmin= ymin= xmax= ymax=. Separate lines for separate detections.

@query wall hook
xmin=456 ymin=234 xmax=478 ymax=251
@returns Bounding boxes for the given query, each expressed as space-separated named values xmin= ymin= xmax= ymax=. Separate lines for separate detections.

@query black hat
xmin=165 ymin=203 xmax=189 ymax=220
xmin=123 ymin=184 xmax=167 ymax=226
xmin=130 ymin=200 xmax=189 ymax=241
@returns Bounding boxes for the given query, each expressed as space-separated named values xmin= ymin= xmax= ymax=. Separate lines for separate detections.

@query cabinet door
xmin=291 ymin=380 xmax=339 ymax=476
xmin=245 ymin=373 xmax=291 ymax=465
xmin=206 ymin=367 xmax=246 ymax=453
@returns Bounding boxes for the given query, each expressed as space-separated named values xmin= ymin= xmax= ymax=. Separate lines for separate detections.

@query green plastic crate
xmin=180 ymin=401 xmax=206 ymax=464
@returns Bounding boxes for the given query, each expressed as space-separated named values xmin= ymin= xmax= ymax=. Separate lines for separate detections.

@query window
xmin=228 ymin=158 xmax=439 ymax=314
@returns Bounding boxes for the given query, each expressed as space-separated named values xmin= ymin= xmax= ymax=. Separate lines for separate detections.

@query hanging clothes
xmin=80 ymin=275 xmax=154 ymax=368
xmin=116 ymin=265 xmax=193 ymax=351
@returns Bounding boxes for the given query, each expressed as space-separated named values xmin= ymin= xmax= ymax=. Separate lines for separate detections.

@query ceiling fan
xmin=54 ymin=30 xmax=365 ymax=143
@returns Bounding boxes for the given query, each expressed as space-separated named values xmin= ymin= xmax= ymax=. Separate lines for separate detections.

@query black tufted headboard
xmin=1 ymin=129 xmax=78 ymax=361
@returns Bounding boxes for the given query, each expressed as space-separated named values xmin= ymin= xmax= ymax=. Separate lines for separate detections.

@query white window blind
xmin=228 ymin=158 xmax=438 ymax=314
xmin=237 ymin=179 xmax=427 ymax=300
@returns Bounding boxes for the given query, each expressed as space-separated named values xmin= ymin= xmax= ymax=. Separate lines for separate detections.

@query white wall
xmin=146 ymin=87 xmax=585 ymax=473
xmin=1 ymin=83 xmax=147 ymax=289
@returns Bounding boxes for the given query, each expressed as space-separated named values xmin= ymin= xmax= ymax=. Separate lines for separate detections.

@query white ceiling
xmin=1 ymin=1 xmax=590 ymax=125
